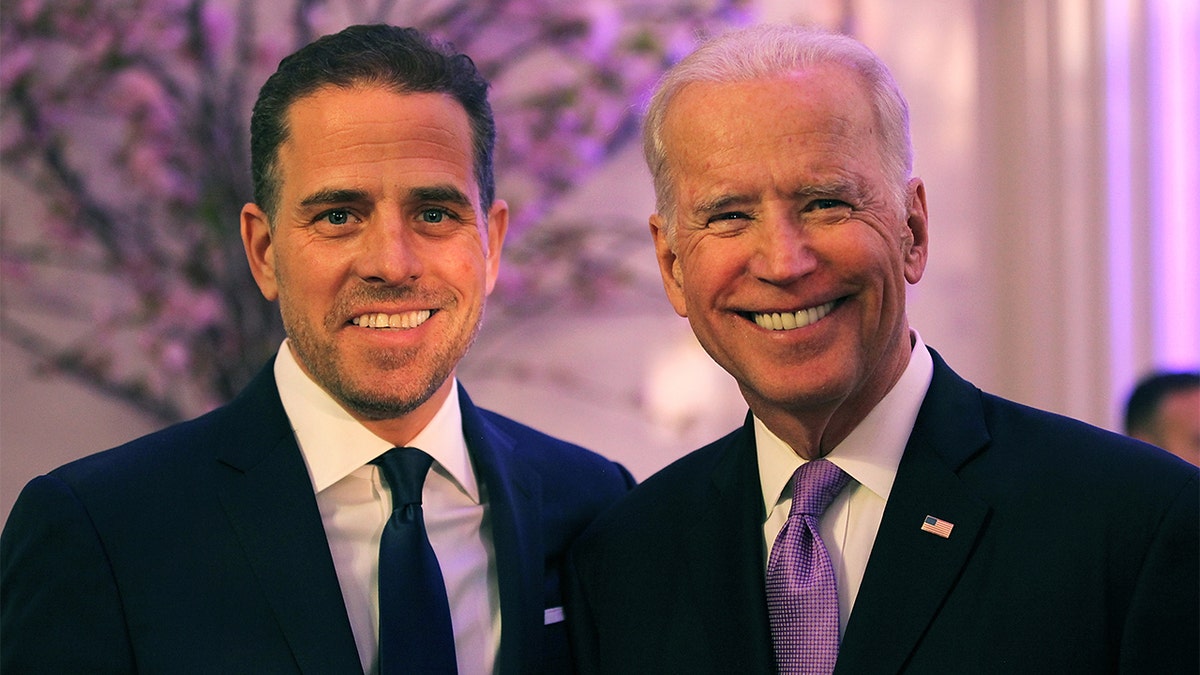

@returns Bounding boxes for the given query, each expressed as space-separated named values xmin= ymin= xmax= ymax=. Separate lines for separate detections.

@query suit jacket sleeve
xmin=2 ymin=474 xmax=135 ymax=673
xmin=1119 ymin=470 xmax=1200 ymax=673
xmin=2 ymin=363 xmax=364 ymax=674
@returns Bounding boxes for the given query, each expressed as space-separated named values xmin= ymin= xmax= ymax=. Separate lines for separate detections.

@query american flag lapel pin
xmin=921 ymin=515 xmax=954 ymax=539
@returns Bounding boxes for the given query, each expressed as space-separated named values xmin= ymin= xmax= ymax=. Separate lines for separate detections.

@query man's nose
xmin=355 ymin=217 xmax=424 ymax=284
xmin=748 ymin=216 xmax=818 ymax=285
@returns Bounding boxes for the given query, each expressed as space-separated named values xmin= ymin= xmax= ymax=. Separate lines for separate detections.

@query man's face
xmin=242 ymin=85 xmax=506 ymax=422
xmin=1149 ymin=388 xmax=1200 ymax=466
xmin=650 ymin=64 xmax=928 ymax=439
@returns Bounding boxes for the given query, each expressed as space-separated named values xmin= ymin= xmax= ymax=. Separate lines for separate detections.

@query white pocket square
xmin=543 ymin=606 xmax=565 ymax=625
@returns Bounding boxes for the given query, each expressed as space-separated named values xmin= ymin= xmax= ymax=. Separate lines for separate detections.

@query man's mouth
xmin=749 ymin=299 xmax=838 ymax=331
xmin=350 ymin=310 xmax=432 ymax=329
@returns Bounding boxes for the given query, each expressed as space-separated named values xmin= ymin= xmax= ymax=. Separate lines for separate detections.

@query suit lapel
xmin=837 ymin=351 xmax=992 ymax=674
xmin=459 ymin=385 xmax=543 ymax=675
xmin=680 ymin=418 xmax=776 ymax=672
xmin=214 ymin=365 xmax=363 ymax=674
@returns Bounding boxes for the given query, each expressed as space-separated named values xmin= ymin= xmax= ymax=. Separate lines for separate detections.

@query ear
xmin=483 ymin=199 xmax=509 ymax=296
xmin=650 ymin=213 xmax=688 ymax=318
xmin=241 ymin=202 xmax=279 ymax=301
xmin=901 ymin=178 xmax=929 ymax=285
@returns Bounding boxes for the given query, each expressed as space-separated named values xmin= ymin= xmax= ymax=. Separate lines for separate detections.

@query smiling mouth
xmin=350 ymin=310 xmax=432 ymax=329
xmin=748 ymin=299 xmax=839 ymax=331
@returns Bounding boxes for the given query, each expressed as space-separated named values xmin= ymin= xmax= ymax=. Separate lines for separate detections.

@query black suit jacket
xmin=567 ymin=349 xmax=1199 ymax=674
xmin=1 ymin=362 xmax=634 ymax=673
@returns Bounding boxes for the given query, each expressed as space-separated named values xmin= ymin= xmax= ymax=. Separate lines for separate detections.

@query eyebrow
xmin=790 ymin=178 xmax=864 ymax=201
xmin=299 ymin=188 xmax=369 ymax=209
xmin=297 ymin=184 xmax=475 ymax=210
xmin=410 ymin=184 xmax=474 ymax=207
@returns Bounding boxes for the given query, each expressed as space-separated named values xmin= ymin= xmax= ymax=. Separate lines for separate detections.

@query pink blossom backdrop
xmin=0 ymin=0 xmax=751 ymax=421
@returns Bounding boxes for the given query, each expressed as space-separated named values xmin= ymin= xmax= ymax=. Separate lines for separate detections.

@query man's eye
xmin=700 ymin=210 xmax=754 ymax=234
xmin=320 ymin=209 xmax=351 ymax=226
xmin=810 ymin=199 xmax=847 ymax=211
xmin=708 ymin=211 xmax=751 ymax=224
xmin=420 ymin=208 xmax=448 ymax=223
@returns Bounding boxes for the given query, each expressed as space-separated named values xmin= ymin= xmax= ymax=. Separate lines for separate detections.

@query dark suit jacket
xmin=567 ymin=349 xmax=1199 ymax=674
xmin=1 ymin=362 xmax=634 ymax=673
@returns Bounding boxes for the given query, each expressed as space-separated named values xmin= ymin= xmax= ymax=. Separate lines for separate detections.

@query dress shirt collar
xmin=273 ymin=340 xmax=479 ymax=502
xmin=756 ymin=330 xmax=934 ymax=514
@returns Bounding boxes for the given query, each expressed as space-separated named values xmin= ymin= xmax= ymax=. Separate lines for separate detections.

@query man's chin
xmin=337 ymin=389 xmax=434 ymax=421
xmin=332 ymin=364 xmax=456 ymax=421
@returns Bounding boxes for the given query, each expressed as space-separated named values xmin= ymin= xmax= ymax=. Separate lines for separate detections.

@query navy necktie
xmin=371 ymin=447 xmax=457 ymax=674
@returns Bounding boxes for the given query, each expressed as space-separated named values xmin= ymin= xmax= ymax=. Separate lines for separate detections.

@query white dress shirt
xmin=274 ymin=341 xmax=500 ymax=674
xmin=758 ymin=331 xmax=934 ymax=634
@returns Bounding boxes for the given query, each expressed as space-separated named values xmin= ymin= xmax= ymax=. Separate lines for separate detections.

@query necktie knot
xmin=790 ymin=459 xmax=851 ymax=518
xmin=372 ymin=447 xmax=433 ymax=518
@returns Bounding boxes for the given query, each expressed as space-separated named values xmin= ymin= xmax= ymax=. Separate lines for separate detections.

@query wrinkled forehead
xmin=663 ymin=71 xmax=879 ymax=170
xmin=662 ymin=66 xmax=875 ymax=154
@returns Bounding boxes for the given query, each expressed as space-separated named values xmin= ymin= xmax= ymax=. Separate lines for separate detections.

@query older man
xmin=567 ymin=24 xmax=1197 ymax=674
xmin=2 ymin=25 xmax=632 ymax=673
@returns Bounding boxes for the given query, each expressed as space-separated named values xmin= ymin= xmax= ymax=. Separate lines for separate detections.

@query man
xmin=566 ymin=24 xmax=1198 ymax=674
xmin=1124 ymin=370 xmax=1200 ymax=466
xmin=2 ymin=25 xmax=633 ymax=673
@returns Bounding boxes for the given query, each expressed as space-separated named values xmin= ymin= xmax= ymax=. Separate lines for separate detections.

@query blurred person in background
xmin=1124 ymin=370 xmax=1200 ymax=466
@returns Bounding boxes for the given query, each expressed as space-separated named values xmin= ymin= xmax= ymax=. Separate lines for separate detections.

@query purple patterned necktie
xmin=766 ymin=459 xmax=853 ymax=675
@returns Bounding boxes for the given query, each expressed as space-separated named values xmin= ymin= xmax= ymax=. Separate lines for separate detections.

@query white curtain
xmin=772 ymin=0 xmax=1200 ymax=429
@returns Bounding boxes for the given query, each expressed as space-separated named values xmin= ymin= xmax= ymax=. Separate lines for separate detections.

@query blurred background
xmin=2 ymin=0 xmax=1197 ymax=521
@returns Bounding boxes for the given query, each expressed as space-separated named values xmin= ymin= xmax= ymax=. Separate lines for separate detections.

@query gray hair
xmin=642 ymin=24 xmax=913 ymax=241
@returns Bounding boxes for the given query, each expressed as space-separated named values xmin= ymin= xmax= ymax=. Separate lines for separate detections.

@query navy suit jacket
xmin=567 ymin=349 xmax=1199 ymax=674
xmin=1 ymin=362 xmax=634 ymax=673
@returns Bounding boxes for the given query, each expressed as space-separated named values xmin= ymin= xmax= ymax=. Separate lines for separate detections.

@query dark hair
xmin=249 ymin=24 xmax=496 ymax=218
xmin=1124 ymin=370 xmax=1200 ymax=436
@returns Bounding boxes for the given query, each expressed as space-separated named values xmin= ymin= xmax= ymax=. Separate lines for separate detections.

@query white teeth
xmin=351 ymin=310 xmax=432 ymax=329
xmin=753 ymin=300 xmax=836 ymax=331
